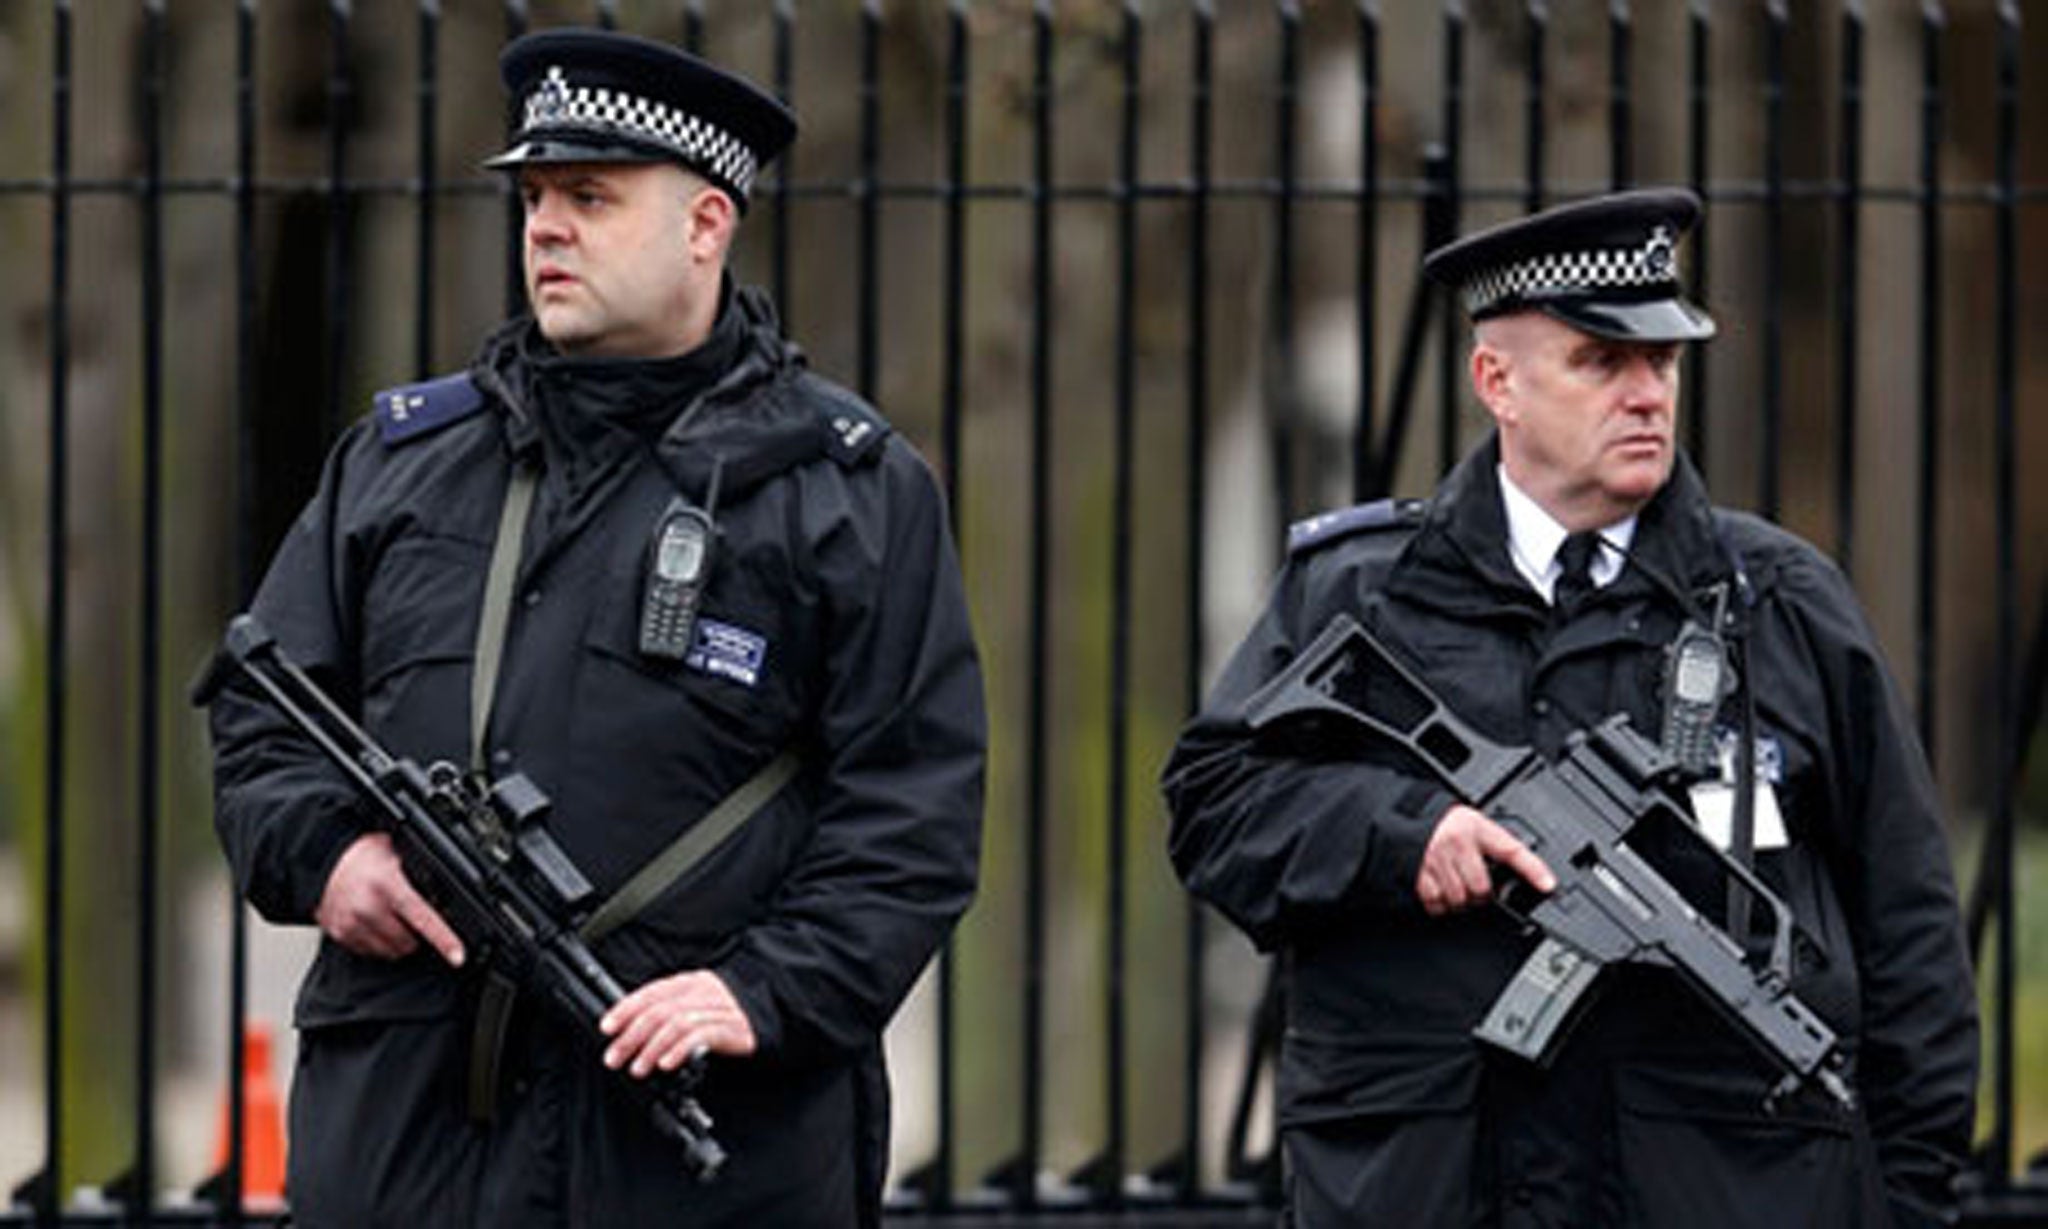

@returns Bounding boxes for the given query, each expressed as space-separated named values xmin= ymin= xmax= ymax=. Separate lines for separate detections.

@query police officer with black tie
xmin=1164 ymin=189 xmax=1975 ymax=1228
xmin=209 ymin=29 xmax=984 ymax=1227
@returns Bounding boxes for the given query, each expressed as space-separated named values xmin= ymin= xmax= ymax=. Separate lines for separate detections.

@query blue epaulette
xmin=1288 ymin=498 xmax=1426 ymax=557
xmin=375 ymin=372 xmax=485 ymax=446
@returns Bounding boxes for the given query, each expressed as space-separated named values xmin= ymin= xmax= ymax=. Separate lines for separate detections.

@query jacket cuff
xmin=713 ymin=948 xmax=787 ymax=1058
xmin=1363 ymin=781 xmax=1456 ymax=909
xmin=279 ymin=810 xmax=368 ymax=925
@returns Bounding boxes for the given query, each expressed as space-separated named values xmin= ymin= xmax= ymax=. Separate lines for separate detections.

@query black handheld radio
xmin=639 ymin=460 xmax=722 ymax=663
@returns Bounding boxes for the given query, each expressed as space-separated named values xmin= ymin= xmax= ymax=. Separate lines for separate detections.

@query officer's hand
xmin=313 ymin=832 xmax=465 ymax=967
xmin=601 ymin=970 xmax=758 ymax=1078
xmin=1415 ymin=804 xmax=1555 ymax=917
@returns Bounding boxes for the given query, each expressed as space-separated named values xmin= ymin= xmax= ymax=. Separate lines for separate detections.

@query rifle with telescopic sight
xmin=194 ymin=614 xmax=727 ymax=1179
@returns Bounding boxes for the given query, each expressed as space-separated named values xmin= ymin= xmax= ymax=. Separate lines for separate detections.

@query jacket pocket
xmin=286 ymin=1012 xmax=482 ymax=1228
xmin=293 ymin=941 xmax=462 ymax=1028
xmin=360 ymin=533 xmax=484 ymax=691
xmin=1279 ymin=1031 xmax=1484 ymax=1228
xmin=580 ymin=560 xmax=801 ymax=749
xmin=1612 ymin=1062 xmax=1881 ymax=1228
xmin=359 ymin=532 xmax=484 ymax=749
xmin=1278 ymin=1028 xmax=1481 ymax=1125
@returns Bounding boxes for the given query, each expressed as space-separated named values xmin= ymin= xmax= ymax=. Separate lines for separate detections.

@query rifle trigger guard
xmin=1489 ymin=813 xmax=1548 ymax=927
xmin=1494 ymin=877 xmax=1543 ymax=930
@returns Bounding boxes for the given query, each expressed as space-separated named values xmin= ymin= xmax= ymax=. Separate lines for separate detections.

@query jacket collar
xmin=1386 ymin=434 xmax=1735 ymax=620
xmin=471 ymin=281 xmax=796 ymax=469
xmin=1625 ymin=450 xmax=1737 ymax=598
xmin=1387 ymin=436 xmax=1542 ymax=619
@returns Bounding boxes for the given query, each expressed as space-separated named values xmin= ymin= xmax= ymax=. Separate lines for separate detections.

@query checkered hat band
xmin=521 ymin=69 xmax=759 ymax=198
xmin=1462 ymin=244 xmax=1674 ymax=315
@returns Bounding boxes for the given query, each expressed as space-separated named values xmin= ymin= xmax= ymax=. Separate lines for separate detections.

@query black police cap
xmin=486 ymin=29 xmax=796 ymax=211
xmin=1422 ymin=188 xmax=1715 ymax=343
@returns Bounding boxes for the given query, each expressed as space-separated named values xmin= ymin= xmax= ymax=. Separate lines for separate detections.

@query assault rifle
xmin=1243 ymin=612 xmax=1854 ymax=1112
xmin=195 ymin=614 xmax=727 ymax=1179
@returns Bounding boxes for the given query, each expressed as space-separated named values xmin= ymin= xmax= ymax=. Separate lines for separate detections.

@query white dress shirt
xmin=1497 ymin=466 xmax=1636 ymax=606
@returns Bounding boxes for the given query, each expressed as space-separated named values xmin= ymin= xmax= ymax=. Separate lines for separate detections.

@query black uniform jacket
xmin=1163 ymin=439 xmax=1974 ymax=1229
xmin=212 ymin=288 xmax=985 ymax=1226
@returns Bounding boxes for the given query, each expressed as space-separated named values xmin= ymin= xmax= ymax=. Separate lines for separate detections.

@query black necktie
xmin=1553 ymin=531 xmax=1601 ymax=613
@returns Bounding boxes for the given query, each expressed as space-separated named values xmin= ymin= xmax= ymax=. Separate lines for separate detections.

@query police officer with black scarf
xmin=1164 ymin=190 xmax=1976 ymax=1228
xmin=209 ymin=30 xmax=984 ymax=1227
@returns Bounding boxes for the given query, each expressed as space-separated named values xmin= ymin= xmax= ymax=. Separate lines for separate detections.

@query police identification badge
xmin=685 ymin=618 xmax=768 ymax=688
xmin=1687 ymin=728 xmax=1789 ymax=851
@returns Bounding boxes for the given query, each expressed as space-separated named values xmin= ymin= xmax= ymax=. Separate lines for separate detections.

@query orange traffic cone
xmin=210 ymin=1021 xmax=287 ymax=1207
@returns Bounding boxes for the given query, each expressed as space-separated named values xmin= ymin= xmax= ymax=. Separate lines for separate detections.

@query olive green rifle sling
xmin=464 ymin=459 xmax=798 ymax=1121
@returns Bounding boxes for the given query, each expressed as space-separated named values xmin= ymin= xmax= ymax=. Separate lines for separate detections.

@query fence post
xmin=23 ymin=1 xmax=75 ymax=1212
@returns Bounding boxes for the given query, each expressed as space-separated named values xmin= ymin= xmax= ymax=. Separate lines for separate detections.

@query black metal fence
xmin=0 ymin=1 xmax=2043 ymax=1225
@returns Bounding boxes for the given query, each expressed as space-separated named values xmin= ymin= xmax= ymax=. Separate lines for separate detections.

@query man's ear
xmin=1470 ymin=341 xmax=1516 ymax=428
xmin=686 ymin=185 xmax=737 ymax=265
